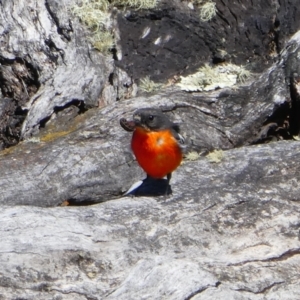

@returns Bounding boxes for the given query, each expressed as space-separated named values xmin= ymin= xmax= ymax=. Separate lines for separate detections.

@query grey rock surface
xmin=0 ymin=26 xmax=299 ymax=205
xmin=0 ymin=0 xmax=114 ymax=144
xmin=1 ymin=141 xmax=300 ymax=299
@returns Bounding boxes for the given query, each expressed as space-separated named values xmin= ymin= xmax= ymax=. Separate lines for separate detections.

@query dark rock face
xmin=116 ymin=0 xmax=300 ymax=83
xmin=117 ymin=6 xmax=211 ymax=81
xmin=0 ymin=58 xmax=38 ymax=148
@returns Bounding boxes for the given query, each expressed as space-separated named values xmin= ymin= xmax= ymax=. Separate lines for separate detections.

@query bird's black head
xmin=133 ymin=108 xmax=174 ymax=131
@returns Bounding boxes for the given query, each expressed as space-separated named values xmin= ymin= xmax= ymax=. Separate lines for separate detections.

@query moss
xmin=72 ymin=0 xmax=113 ymax=54
xmin=139 ymin=76 xmax=163 ymax=93
xmin=185 ymin=151 xmax=200 ymax=161
xmin=199 ymin=1 xmax=217 ymax=22
xmin=206 ymin=149 xmax=224 ymax=163
xmin=40 ymin=130 xmax=74 ymax=143
xmin=38 ymin=116 xmax=84 ymax=143
xmin=0 ymin=145 xmax=18 ymax=157
xmin=72 ymin=0 xmax=111 ymax=30
xmin=38 ymin=108 xmax=97 ymax=143
xmin=177 ymin=63 xmax=252 ymax=92
xmin=236 ymin=68 xmax=252 ymax=83
xmin=112 ymin=0 xmax=157 ymax=9
xmin=72 ymin=0 xmax=158 ymax=54
xmin=92 ymin=31 xmax=115 ymax=53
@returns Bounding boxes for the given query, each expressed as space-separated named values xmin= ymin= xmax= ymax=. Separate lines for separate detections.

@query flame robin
xmin=120 ymin=108 xmax=184 ymax=188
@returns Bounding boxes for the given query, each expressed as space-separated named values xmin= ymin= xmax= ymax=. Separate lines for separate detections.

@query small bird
xmin=120 ymin=108 xmax=183 ymax=192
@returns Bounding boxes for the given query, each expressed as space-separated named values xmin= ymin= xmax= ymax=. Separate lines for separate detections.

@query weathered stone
xmin=0 ymin=0 xmax=300 ymax=299
xmin=116 ymin=0 xmax=300 ymax=82
xmin=0 ymin=141 xmax=300 ymax=299
xmin=0 ymin=0 xmax=114 ymax=143
xmin=0 ymin=26 xmax=299 ymax=206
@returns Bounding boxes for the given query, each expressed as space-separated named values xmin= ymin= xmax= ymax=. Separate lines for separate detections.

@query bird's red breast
xmin=131 ymin=126 xmax=182 ymax=178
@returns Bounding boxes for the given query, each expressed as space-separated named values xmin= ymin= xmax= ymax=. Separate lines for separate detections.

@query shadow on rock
xmin=125 ymin=176 xmax=172 ymax=197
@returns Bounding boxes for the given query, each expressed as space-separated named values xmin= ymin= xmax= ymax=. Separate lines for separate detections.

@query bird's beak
xmin=119 ymin=118 xmax=136 ymax=132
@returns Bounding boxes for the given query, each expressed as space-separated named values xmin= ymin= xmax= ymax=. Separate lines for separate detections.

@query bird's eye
xmin=148 ymin=115 xmax=154 ymax=121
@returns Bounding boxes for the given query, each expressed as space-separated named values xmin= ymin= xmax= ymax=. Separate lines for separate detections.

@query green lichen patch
xmin=177 ymin=63 xmax=252 ymax=92
xmin=185 ymin=151 xmax=201 ymax=161
xmin=112 ymin=0 xmax=157 ymax=9
xmin=199 ymin=1 xmax=217 ymax=22
xmin=206 ymin=149 xmax=224 ymax=163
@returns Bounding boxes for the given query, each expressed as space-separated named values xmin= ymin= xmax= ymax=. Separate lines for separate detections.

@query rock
xmin=0 ymin=28 xmax=299 ymax=206
xmin=116 ymin=0 xmax=300 ymax=82
xmin=0 ymin=0 xmax=300 ymax=299
xmin=1 ymin=28 xmax=300 ymax=206
xmin=0 ymin=140 xmax=300 ymax=299
xmin=0 ymin=0 xmax=114 ymax=143
xmin=1 ymin=0 xmax=300 ymax=147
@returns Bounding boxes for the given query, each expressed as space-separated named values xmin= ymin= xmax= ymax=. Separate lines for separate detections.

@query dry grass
xmin=139 ymin=76 xmax=163 ymax=93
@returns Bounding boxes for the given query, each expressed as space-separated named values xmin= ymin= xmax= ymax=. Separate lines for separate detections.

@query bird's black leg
xmin=166 ymin=173 xmax=172 ymax=195
xmin=167 ymin=173 xmax=172 ymax=185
